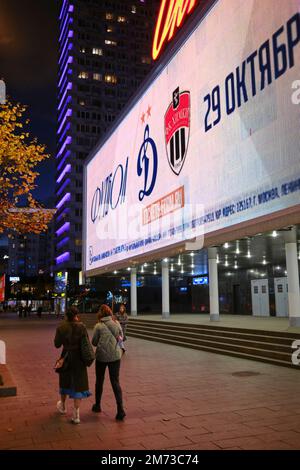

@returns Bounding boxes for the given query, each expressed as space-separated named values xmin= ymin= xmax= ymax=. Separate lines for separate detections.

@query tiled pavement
xmin=1 ymin=315 xmax=300 ymax=450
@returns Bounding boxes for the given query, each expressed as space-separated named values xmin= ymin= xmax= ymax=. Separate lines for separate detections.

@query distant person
xmin=54 ymin=306 xmax=91 ymax=424
xmin=55 ymin=303 xmax=61 ymax=319
xmin=91 ymin=304 xmax=126 ymax=420
xmin=37 ymin=306 xmax=42 ymax=318
xmin=18 ymin=305 xmax=23 ymax=318
xmin=112 ymin=314 xmax=126 ymax=353
xmin=116 ymin=304 xmax=128 ymax=341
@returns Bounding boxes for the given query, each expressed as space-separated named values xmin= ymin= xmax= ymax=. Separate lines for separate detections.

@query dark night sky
xmin=0 ymin=0 xmax=58 ymax=205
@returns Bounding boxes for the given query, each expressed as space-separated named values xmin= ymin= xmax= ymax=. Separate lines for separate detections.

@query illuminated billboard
xmin=84 ymin=0 xmax=300 ymax=275
xmin=54 ymin=271 xmax=68 ymax=294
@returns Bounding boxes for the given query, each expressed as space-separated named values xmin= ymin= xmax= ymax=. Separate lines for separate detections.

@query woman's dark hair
xmin=66 ymin=306 xmax=79 ymax=322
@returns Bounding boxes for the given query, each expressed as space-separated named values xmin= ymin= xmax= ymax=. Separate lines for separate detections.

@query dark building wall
xmin=55 ymin=0 xmax=161 ymax=274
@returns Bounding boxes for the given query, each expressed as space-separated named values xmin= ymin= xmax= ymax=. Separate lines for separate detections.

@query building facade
xmin=82 ymin=0 xmax=300 ymax=325
xmin=55 ymin=0 xmax=161 ymax=283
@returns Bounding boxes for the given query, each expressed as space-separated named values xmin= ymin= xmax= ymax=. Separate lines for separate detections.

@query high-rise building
xmin=55 ymin=0 xmax=161 ymax=284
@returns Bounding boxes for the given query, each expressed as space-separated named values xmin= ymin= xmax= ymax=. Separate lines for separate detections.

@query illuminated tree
xmin=0 ymin=100 xmax=54 ymax=234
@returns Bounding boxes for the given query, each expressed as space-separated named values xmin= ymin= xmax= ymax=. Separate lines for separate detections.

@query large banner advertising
xmin=84 ymin=0 xmax=300 ymax=274
xmin=0 ymin=275 xmax=5 ymax=302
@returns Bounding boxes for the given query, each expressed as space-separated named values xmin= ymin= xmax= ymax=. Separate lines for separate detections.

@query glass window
xmin=92 ymin=48 xmax=103 ymax=56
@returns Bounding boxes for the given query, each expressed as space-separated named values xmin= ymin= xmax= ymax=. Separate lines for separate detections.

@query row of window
xmin=76 ymin=124 xmax=103 ymax=133
xmin=77 ymin=111 xmax=102 ymax=120
xmin=78 ymin=72 xmax=118 ymax=83
xmin=77 ymin=57 xmax=144 ymax=73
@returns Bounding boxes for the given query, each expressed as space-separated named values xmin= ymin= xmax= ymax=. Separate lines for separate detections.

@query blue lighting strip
xmin=57 ymin=150 xmax=71 ymax=171
xmin=56 ymin=208 xmax=70 ymax=223
xmin=57 ymin=109 xmax=72 ymax=135
xmin=56 ymin=0 xmax=74 ymax=263
xmin=57 ymin=178 xmax=71 ymax=197
xmin=56 ymin=252 xmax=71 ymax=265
xmin=57 ymin=237 xmax=70 ymax=250
xmin=56 ymin=193 xmax=71 ymax=211
xmin=57 ymin=163 xmax=71 ymax=184
xmin=56 ymin=222 xmax=70 ymax=237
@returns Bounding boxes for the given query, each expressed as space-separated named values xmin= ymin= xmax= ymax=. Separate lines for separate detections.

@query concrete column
xmin=162 ymin=260 xmax=170 ymax=318
xmin=130 ymin=267 xmax=137 ymax=317
xmin=284 ymin=227 xmax=300 ymax=327
xmin=208 ymin=247 xmax=219 ymax=322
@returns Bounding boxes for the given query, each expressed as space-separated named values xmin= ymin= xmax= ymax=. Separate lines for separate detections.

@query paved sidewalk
xmin=0 ymin=315 xmax=300 ymax=450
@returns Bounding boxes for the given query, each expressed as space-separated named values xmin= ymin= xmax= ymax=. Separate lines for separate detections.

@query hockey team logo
xmin=165 ymin=87 xmax=190 ymax=175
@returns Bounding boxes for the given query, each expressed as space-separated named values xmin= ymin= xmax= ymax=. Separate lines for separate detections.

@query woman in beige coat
xmin=91 ymin=304 xmax=126 ymax=420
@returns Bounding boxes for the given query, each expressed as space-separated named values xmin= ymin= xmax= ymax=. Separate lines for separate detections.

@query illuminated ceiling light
xmin=127 ymin=267 xmax=131 ymax=271
xmin=114 ymin=270 xmax=117 ymax=274
xmin=141 ymin=266 xmax=144 ymax=273
xmin=216 ymin=254 xmax=220 ymax=264
xmin=275 ymin=266 xmax=281 ymax=270
xmin=235 ymin=241 xmax=240 ymax=255
xmin=144 ymin=263 xmax=148 ymax=267
xmin=285 ymin=270 xmax=287 ymax=276
xmin=234 ymin=261 xmax=238 ymax=269
xmin=262 ymin=257 xmax=267 ymax=265
xmin=181 ymin=266 xmax=184 ymax=274
xmin=224 ymin=242 xmax=229 ymax=249
xmin=171 ymin=264 xmax=174 ymax=272
xmin=272 ymin=230 xmax=278 ymax=238
xmin=190 ymin=252 xmax=194 ymax=257
xmin=224 ymin=255 xmax=229 ymax=267
xmin=247 ymin=250 xmax=251 ymax=258
xmin=163 ymin=258 xmax=169 ymax=262
xmin=177 ymin=256 xmax=181 ymax=266
xmin=154 ymin=263 xmax=157 ymax=275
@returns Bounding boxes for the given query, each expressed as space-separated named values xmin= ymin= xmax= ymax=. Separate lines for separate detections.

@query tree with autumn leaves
xmin=0 ymin=100 xmax=54 ymax=234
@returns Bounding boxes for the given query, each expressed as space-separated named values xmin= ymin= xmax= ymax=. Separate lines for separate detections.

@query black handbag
xmin=54 ymin=351 xmax=70 ymax=374
xmin=80 ymin=333 xmax=95 ymax=367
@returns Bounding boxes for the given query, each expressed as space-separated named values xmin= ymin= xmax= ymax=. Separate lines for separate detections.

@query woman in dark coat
xmin=54 ymin=307 xmax=91 ymax=424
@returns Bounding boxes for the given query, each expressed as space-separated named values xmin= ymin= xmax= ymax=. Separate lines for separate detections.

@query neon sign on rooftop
xmin=152 ymin=0 xmax=197 ymax=60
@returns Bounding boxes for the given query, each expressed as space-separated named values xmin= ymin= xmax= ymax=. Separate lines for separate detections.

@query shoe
xmin=56 ymin=400 xmax=66 ymax=414
xmin=115 ymin=406 xmax=126 ymax=421
xmin=71 ymin=408 xmax=80 ymax=424
xmin=92 ymin=403 xmax=101 ymax=413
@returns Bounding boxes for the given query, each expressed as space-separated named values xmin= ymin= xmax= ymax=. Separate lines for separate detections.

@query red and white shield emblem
xmin=165 ymin=88 xmax=190 ymax=175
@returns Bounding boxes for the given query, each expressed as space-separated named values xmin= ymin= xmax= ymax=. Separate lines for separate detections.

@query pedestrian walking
xmin=91 ymin=304 xmax=126 ymax=420
xmin=18 ymin=305 xmax=23 ymax=318
xmin=55 ymin=303 xmax=61 ymax=319
xmin=54 ymin=306 xmax=92 ymax=424
xmin=115 ymin=304 xmax=128 ymax=341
